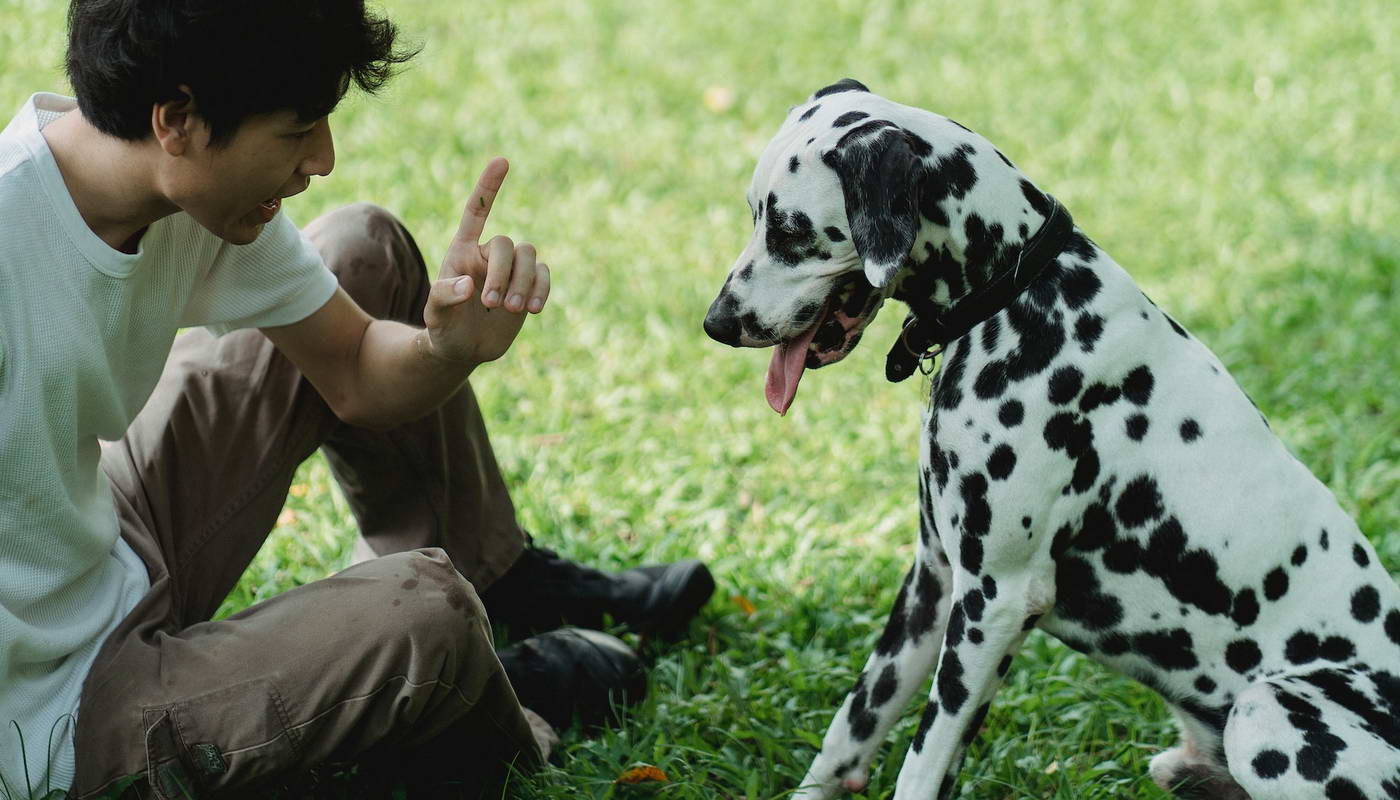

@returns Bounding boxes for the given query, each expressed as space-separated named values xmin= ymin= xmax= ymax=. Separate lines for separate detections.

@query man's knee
xmin=302 ymin=202 xmax=429 ymax=321
xmin=360 ymin=549 xmax=490 ymax=637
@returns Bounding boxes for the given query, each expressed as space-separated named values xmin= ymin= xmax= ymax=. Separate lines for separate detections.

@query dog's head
xmin=704 ymin=79 xmax=1043 ymax=414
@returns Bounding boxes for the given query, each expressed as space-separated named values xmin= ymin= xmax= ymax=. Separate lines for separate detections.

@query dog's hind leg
xmin=793 ymin=531 xmax=953 ymax=798
xmin=889 ymin=567 xmax=1054 ymax=800
xmin=1220 ymin=668 xmax=1400 ymax=800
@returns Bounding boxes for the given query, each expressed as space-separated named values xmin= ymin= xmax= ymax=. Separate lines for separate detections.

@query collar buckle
xmin=899 ymin=315 xmax=943 ymax=375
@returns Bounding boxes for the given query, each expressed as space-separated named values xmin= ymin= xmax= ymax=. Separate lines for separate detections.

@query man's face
xmin=168 ymin=110 xmax=335 ymax=244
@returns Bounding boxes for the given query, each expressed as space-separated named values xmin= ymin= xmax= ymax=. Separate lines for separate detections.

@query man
xmin=0 ymin=1 xmax=714 ymax=796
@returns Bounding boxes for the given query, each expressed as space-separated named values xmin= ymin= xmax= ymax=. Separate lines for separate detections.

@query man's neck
xmin=41 ymin=111 xmax=177 ymax=254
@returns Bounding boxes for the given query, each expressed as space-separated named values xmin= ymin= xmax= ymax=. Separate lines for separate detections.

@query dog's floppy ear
xmin=822 ymin=123 xmax=925 ymax=289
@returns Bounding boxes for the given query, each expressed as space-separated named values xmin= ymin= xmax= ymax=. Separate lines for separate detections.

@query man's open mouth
xmin=765 ymin=273 xmax=883 ymax=415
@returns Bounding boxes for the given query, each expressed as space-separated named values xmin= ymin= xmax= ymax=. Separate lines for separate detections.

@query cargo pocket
xmin=143 ymin=678 xmax=299 ymax=799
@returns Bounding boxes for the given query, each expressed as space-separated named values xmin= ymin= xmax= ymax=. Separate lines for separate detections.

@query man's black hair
xmin=66 ymin=0 xmax=419 ymax=145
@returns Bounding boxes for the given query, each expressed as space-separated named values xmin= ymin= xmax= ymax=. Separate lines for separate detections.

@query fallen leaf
xmin=277 ymin=508 xmax=297 ymax=526
xmin=615 ymin=765 xmax=669 ymax=784
xmin=289 ymin=483 xmax=309 ymax=498
xmin=732 ymin=594 xmax=757 ymax=615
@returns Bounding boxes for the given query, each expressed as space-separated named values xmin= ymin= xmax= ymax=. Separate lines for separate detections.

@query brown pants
xmin=72 ymin=204 xmax=539 ymax=799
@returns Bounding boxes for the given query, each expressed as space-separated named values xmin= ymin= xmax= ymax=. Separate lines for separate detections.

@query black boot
xmin=482 ymin=543 xmax=716 ymax=640
xmin=497 ymin=628 xmax=648 ymax=732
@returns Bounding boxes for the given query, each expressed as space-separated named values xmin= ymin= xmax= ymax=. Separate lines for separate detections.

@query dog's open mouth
xmin=765 ymin=273 xmax=882 ymax=415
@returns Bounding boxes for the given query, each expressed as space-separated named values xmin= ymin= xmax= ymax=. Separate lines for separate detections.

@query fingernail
xmin=485 ymin=289 xmax=500 ymax=305
xmin=508 ymin=294 xmax=523 ymax=310
xmin=454 ymin=277 xmax=468 ymax=296
xmin=528 ymin=298 xmax=544 ymax=313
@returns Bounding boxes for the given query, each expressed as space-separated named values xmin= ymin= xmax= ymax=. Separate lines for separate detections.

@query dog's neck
xmin=885 ymin=196 xmax=1077 ymax=381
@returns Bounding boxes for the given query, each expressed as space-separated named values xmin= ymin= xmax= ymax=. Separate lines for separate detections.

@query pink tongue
xmin=765 ymin=320 xmax=820 ymax=415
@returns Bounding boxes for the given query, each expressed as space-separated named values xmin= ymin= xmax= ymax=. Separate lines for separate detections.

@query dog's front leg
xmin=794 ymin=548 xmax=953 ymax=799
xmin=890 ymin=569 xmax=1053 ymax=800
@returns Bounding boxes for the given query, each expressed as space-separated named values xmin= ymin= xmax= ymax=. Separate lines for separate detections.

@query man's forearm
xmin=342 ymin=319 xmax=477 ymax=430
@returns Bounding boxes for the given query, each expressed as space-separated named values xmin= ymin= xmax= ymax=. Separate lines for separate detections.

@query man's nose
xmin=300 ymin=118 xmax=336 ymax=177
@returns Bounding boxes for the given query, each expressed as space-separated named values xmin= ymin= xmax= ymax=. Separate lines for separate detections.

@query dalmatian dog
xmin=703 ymin=79 xmax=1400 ymax=800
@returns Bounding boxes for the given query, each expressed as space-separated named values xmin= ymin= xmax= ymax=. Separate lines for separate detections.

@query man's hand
xmin=422 ymin=157 xmax=551 ymax=365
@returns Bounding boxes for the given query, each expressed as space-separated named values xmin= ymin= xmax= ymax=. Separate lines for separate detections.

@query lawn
xmin=1 ymin=0 xmax=1397 ymax=797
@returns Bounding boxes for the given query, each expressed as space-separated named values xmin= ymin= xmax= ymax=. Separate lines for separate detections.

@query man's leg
xmin=304 ymin=203 xmax=716 ymax=640
xmin=304 ymin=203 xmax=526 ymax=590
xmin=73 ymin=203 xmax=641 ymax=797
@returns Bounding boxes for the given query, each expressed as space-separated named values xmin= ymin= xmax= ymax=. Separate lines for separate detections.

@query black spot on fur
xmin=913 ymin=700 xmax=938 ymax=753
xmin=1353 ymin=543 xmax=1370 ymax=568
xmin=1116 ymin=475 xmax=1165 ymax=528
xmin=961 ymin=473 xmax=992 ymax=537
xmin=1141 ymin=517 xmax=1234 ymax=617
xmin=824 ymin=226 xmax=846 ymax=242
xmin=848 ymin=673 xmax=878 ymax=741
xmin=1325 ymin=777 xmax=1365 ymax=800
xmin=1054 ymin=555 xmax=1123 ymax=630
xmin=987 ymin=444 xmax=1016 ymax=480
xmin=1179 ymin=418 xmax=1203 ymax=443
xmin=962 ymin=702 xmax=991 ymax=746
xmin=872 ymin=663 xmax=898 ymax=706
xmin=1386 ymin=610 xmax=1400 ymax=645
xmin=798 ymin=104 xmax=821 ymax=121
xmin=1049 ymin=366 xmax=1084 ymax=405
xmin=1232 ymin=589 xmax=1260 ymax=626
xmin=981 ymin=575 xmax=998 ymax=600
xmin=1126 ymin=414 xmax=1150 ymax=441
xmin=1352 ymin=586 xmax=1381 ymax=623
xmin=832 ymin=110 xmax=870 ymax=127
xmin=1122 ymin=365 xmax=1155 ymax=405
xmin=1043 ymin=412 xmax=1100 ymax=494
xmin=1252 ymin=749 xmax=1289 ymax=779
xmin=963 ymin=589 xmax=986 ymax=622
xmin=1286 ymin=631 xmax=1321 ymax=664
xmin=765 ymin=194 xmax=830 ymax=265
xmin=1292 ymin=545 xmax=1308 ymax=567
xmin=937 ymin=649 xmax=968 ymax=713
xmin=875 ymin=567 xmax=916 ymax=656
xmin=1264 ymin=568 xmax=1290 ymax=602
xmin=1074 ymin=313 xmax=1104 ymax=352
xmin=1320 ymin=637 xmax=1355 ymax=662
xmin=1134 ymin=628 xmax=1199 ymax=671
xmin=1058 ymin=265 xmax=1102 ymax=309
xmin=1164 ymin=313 xmax=1189 ymax=339
xmin=1196 ymin=675 xmax=1217 ymax=694
xmin=975 ymin=360 xmax=1009 ymax=400
xmin=1079 ymin=382 xmax=1121 ymax=413
xmin=1226 ymin=640 xmax=1263 ymax=673
xmin=814 ymin=78 xmax=869 ymax=98
xmin=788 ymin=155 xmax=800 ymax=173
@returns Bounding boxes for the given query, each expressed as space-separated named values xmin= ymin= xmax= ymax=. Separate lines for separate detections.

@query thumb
xmin=430 ymin=275 xmax=475 ymax=309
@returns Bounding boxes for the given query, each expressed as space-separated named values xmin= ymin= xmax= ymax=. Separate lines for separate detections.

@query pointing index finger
xmin=456 ymin=157 xmax=509 ymax=245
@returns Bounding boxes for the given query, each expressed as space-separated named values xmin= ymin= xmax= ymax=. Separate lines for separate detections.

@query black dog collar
xmin=885 ymin=197 xmax=1075 ymax=382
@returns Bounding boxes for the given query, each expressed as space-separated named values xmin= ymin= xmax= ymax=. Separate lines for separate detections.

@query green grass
xmin=2 ymin=0 xmax=1398 ymax=797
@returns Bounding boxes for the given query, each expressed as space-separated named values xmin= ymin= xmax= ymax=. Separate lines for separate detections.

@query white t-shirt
xmin=0 ymin=93 xmax=338 ymax=791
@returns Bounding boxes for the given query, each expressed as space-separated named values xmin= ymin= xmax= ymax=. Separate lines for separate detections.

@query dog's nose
xmin=703 ymin=298 xmax=743 ymax=346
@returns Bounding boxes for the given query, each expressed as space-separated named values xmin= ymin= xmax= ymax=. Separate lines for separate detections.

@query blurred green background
xmin=2 ymin=0 xmax=1397 ymax=797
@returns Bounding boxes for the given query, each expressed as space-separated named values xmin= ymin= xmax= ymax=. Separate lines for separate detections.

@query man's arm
xmin=262 ymin=158 xmax=549 ymax=431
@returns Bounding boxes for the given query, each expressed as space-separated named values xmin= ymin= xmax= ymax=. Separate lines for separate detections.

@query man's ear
xmin=152 ymin=86 xmax=200 ymax=156
xmin=821 ymin=123 xmax=925 ymax=288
